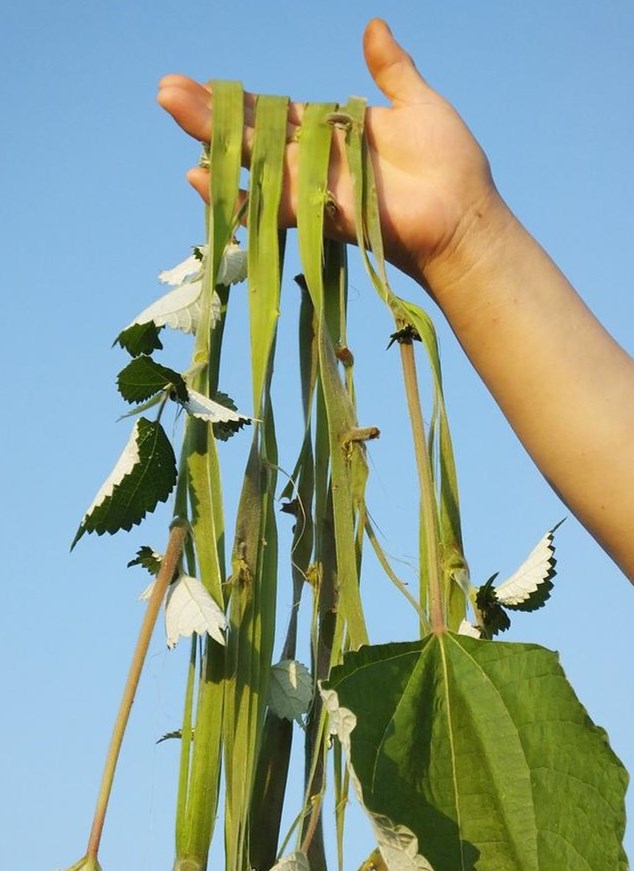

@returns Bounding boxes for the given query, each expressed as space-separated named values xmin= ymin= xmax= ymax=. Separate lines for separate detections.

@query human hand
xmin=158 ymin=18 xmax=504 ymax=289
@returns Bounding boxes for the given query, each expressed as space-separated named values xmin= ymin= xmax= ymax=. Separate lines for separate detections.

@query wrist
xmin=420 ymin=188 xmax=519 ymax=319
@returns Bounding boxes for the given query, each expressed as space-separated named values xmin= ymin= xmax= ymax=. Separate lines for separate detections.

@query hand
xmin=157 ymin=19 xmax=502 ymax=287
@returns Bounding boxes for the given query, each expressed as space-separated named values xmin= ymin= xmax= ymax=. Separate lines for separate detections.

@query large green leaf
xmin=323 ymin=634 xmax=628 ymax=871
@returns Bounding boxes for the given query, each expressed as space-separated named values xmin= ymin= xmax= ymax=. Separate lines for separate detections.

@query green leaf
xmin=157 ymin=728 xmax=189 ymax=744
xmin=117 ymin=356 xmax=188 ymax=404
xmin=267 ymin=659 xmax=313 ymax=725
xmin=323 ymin=635 xmax=628 ymax=871
xmin=209 ymin=390 xmax=250 ymax=441
xmin=127 ymin=545 xmax=163 ymax=575
xmin=474 ymin=574 xmax=511 ymax=637
xmin=115 ymin=321 xmax=164 ymax=357
xmin=72 ymin=418 xmax=177 ymax=547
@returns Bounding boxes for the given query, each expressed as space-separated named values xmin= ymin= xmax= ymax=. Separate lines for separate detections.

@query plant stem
xmin=85 ymin=520 xmax=188 ymax=860
xmin=398 ymin=342 xmax=444 ymax=633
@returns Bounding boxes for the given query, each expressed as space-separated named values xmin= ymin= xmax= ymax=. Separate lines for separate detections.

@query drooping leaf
xmin=475 ymin=522 xmax=563 ymax=638
xmin=115 ymin=320 xmax=165 ymax=357
xmin=490 ymin=521 xmax=562 ymax=610
xmin=120 ymin=243 xmax=245 ymax=356
xmin=157 ymin=728 xmax=192 ymax=744
xmin=206 ymin=390 xmax=252 ymax=441
xmin=179 ymin=387 xmax=252 ymax=429
xmin=322 ymin=635 xmax=628 ymax=871
xmin=322 ymin=685 xmax=435 ymax=871
xmin=158 ymin=242 xmax=247 ymax=288
xmin=267 ymin=659 xmax=313 ymax=725
xmin=164 ymin=572 xmax=228 ymax=649
xmin=127 ymin=545 xmax=163 ymax=575
xmin=121 ymin=279 xmax=209 ymax=339
xmin=474 ymin=575 xmax=511 ymax=638
xmin=117 ymin=356 xmax=188 ymax=405
xmin=72 ymin=418 xmax=177 ymax=547
xmin=159 ymin=250 xmax=202 ymax=285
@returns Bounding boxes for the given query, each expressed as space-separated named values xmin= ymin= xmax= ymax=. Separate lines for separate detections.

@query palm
xmin=158 ymin=18 xmax=495 ymax=286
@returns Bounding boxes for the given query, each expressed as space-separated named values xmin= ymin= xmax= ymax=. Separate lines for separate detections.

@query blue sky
xmin=2 ymin=2 xmax=633 ymax=869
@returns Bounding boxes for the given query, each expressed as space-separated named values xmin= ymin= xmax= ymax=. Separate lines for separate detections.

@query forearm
xmin=424 ymin=194 xmax=634 ymax=581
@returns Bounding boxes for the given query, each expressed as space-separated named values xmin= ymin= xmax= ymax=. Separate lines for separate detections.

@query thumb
xmin=363 ymin=19 xmax=430 ymax=105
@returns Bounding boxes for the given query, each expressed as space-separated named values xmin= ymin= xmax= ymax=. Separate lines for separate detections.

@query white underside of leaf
xmin=131 ymin=280 xmax=203 ymax=332
xmin=165 ymin=574 xmax=227 ymax=648
xmin=268 ymin=659 xmax=313 ymax=724
xmin=269 ymin=852 xmax=310 ymax=871
xmin=83 ymin=421 xmax=141 ymax=519
xmin=495 ymin=529 xmax=555 ymax=605
xmin=126 ymin=280 xmax=222 ymax=335
xmin=139 ymin=579 xmax=156 ymax=601
xmin=457 ymin=619 xmax=482 ymax=639
xmin=128 ymin=243 xmax=246 ymax=338
xmin=182 ymin=388 xmax=252 ymax=424
xmin=158 ymin=252 xmax=202 ymax=286
xmin=216 ymin=242 xmax=248 ymax=285
xmin=321 ymin=687 xmax=435 ymax=871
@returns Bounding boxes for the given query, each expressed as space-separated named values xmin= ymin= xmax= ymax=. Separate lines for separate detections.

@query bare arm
xmin=158 ymin=18 xmax=634 ymax=581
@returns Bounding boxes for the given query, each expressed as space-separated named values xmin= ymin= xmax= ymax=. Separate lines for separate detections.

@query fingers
xmin=158 ymin=77 xmax=260 ymax=167
xmin=158 ymin=75 xmax=308 ymax=180
xmin=363 ymin=18 xmax=430 ymax=106
xmin=185 ymin=166 xmax=299 ymax=232
xmin=185 ymin=167 xmax=211 ymax=202
xmin=158 ymin=76 xmax=214 ymax=142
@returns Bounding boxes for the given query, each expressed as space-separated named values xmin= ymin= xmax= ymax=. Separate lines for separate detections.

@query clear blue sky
xmin=2 ymin=2 xmax=633 ymax=869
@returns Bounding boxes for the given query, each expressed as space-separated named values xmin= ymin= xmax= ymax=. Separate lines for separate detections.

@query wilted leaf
xmin=322 ymin=686 xmax=435 ymax=871
xmin=476 ymin=522 xmax=563 ymax=638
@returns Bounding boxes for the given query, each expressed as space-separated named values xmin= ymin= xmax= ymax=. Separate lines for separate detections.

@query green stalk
xmin=398 ymin=341 xmax=444 ymax=632
xmin=175 ymin=81 xmax=244 ymax=870
xmin=223 ymin=92 xmax=287 ymax=871
xmin=337 ymin=97 xmax=467 ymax=630
xmin=297 ymin=102 xmax=368 ymax=651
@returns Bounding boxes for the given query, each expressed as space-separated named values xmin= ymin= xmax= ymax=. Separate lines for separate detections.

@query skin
xmin=158 ymin=18 xmax=634 ymax=582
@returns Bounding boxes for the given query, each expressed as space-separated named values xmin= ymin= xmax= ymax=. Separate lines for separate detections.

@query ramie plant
xmin=63 ymin=83 xmax=628 ymax=871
